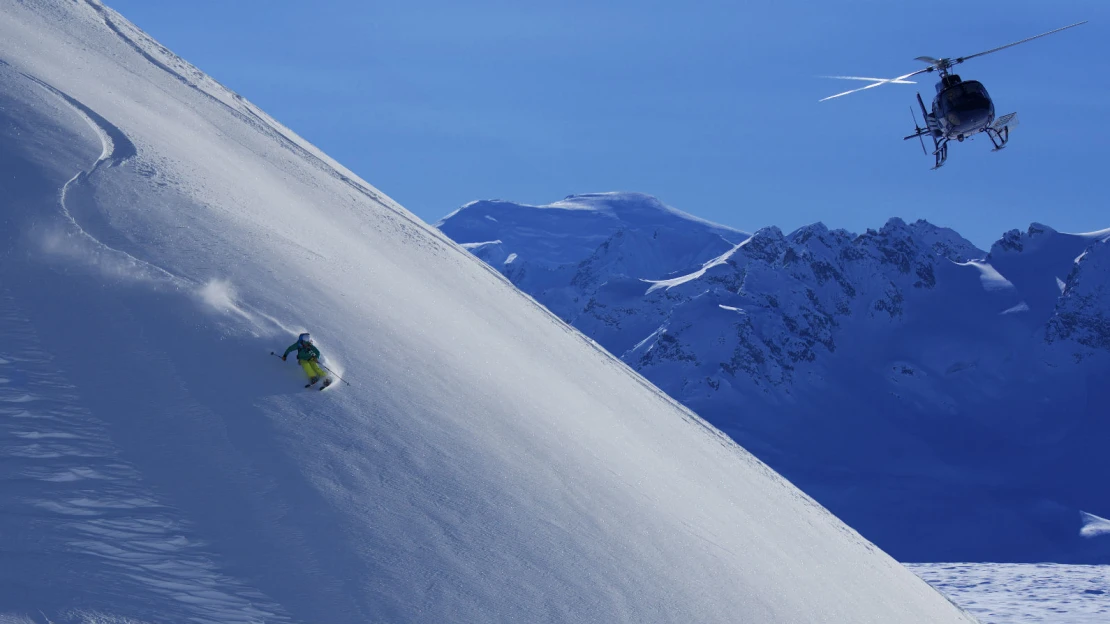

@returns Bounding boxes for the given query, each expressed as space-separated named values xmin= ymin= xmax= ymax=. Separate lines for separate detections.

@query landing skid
xmin=931 ymin=138 xmax=949 ymax=169
xmin=986 ymin=112 xmax=1017 ymax=152
xmin=986 ymin=126 xmax=1008 ymax=151
xmin=906 ymin=106 xmax=1018 ymax=168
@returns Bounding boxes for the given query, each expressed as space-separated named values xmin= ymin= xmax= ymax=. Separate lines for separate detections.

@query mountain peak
xmin=742 ymin=226 xmax=788 ymax=263
xmin=988 ymin=222 xmax=1064 ymax=258
xmin=440 ymin=192 xmax=746 ymax=238
xmin=788 ymin=222 xmax=830 ymax=242
xmin=751 ymin=225 xmax=787 ymax=240
xmin=847 ymin=217 xmax=984 ymax=263
xmin=1028 ymin=222 xmax=1058 ymax=236
xmin=908 ymin=219 xmax=985 ymax=262
xmin=881 ymin=216 xmax=910 ymax=233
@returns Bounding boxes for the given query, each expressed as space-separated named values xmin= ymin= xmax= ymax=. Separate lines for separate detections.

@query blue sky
xmin=106 ymin=0 xmax=1107 ymax=249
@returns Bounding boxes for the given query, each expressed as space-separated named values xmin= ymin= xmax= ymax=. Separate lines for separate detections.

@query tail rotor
xmin=909 ymin=107 xmax=927 ymax=155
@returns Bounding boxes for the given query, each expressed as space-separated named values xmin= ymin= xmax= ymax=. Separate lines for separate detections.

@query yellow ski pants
xmin=300 ymin=359 xmax=326 ymax=380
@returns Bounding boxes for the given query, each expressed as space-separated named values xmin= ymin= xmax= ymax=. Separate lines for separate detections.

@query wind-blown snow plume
xmin=1081 ymin=512 xmax=1110 ymax=539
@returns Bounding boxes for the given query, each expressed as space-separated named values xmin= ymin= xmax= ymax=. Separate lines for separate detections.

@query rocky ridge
xmin=439 ymin=193 xmax=1110 ymax=563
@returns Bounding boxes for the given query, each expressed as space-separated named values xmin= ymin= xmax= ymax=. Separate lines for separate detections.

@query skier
xmin=282 ymin=332 xmax=331 ymax=389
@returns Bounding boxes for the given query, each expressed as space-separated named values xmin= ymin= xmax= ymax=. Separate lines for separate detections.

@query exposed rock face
xmin=1047 ymin=236 xmax=1110 ymax=355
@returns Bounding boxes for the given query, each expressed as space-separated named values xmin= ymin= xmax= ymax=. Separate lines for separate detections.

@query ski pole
xmin=271 ymin=351 xmax=349 ymax=387
xmin=316 ymin=362 xmax=350 ymax=386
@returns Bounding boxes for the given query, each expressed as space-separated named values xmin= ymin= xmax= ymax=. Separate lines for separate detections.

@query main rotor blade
xmin=955 ymin=21 xmax=1087 ymax=63
xmin=823 ymin=75 xmax=917 ymax=84
xmin=819 ymin=68 xmax=931 ymax=102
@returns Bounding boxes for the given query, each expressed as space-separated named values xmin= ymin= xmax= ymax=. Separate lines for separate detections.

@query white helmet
xmin=299 ymin=333 xmax=311 ymax=343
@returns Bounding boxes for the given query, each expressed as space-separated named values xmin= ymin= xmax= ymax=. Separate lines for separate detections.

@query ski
xmin=319 ymin=378 xmax=333 ymax=391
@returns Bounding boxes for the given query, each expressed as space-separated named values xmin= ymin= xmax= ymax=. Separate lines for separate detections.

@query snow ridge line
xmin=80 ymin=0 xmax=426 ymax=231
xmin=643 ymin=240 xmax=748 ymax=294
xmin=77 ymin=0 xmax=684 ymax=412
xmin=78 ymin=0 xmax=742 ymax=453
xmin=74 ymin=0 xmax=596 ymax=353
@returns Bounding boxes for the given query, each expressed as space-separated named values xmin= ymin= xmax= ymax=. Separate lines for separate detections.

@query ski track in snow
xmin=0 ymin=292 xmax=291 ymax=624
xmin=23 ymin=73 xmax=188 ymax=291
xmin=20 ymin=70 xmax=296 ymax=340
xmin=910 ymin=563 xmax=1110 ymax=624
xmin=81 ymin=0 xmax=414 ymax=230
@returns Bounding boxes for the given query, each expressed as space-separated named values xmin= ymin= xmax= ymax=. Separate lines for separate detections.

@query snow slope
xmin=0 ymin=2 xmax=973 ymax=623
xmin=440 ymin=198 xmax=1110 ymax=564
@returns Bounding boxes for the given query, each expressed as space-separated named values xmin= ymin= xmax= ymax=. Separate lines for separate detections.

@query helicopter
xmin=820 ymin=21 xmax=1086 ymax=169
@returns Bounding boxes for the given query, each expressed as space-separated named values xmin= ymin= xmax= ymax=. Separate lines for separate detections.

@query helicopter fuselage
xmin=905 ymin=75 xmax=1014 ymax=169
xmin=823 ymin=20 xmax=1084 ymax=168
xmin=929 ymin=75 xmax=995 ymax=141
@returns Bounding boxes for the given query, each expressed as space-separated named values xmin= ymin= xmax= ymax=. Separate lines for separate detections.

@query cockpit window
xmin=942 ymin=82 xmax=989 ymax=111
xmin=964 ymin=82 xmax=988 ymax=97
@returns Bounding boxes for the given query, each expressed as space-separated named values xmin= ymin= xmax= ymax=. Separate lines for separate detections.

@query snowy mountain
xmin=438 ymin=193 xmax=1110 ymax=564
xmin=0 ymin=2 xmax=977 ymax=623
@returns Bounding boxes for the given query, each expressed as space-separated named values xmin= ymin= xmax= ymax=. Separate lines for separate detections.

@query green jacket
xmin=284 ymin=341 xmax=321 ymax=362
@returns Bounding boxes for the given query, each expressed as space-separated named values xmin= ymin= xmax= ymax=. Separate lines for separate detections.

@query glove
xmin=282 ymin=355 xmax=287 ymax=361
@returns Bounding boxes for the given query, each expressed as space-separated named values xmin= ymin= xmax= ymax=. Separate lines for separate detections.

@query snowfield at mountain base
xmin=909 ymin=563 xmax=1110 ymax=624
xmin=0 ymin=1 xmax=979 ymax=623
